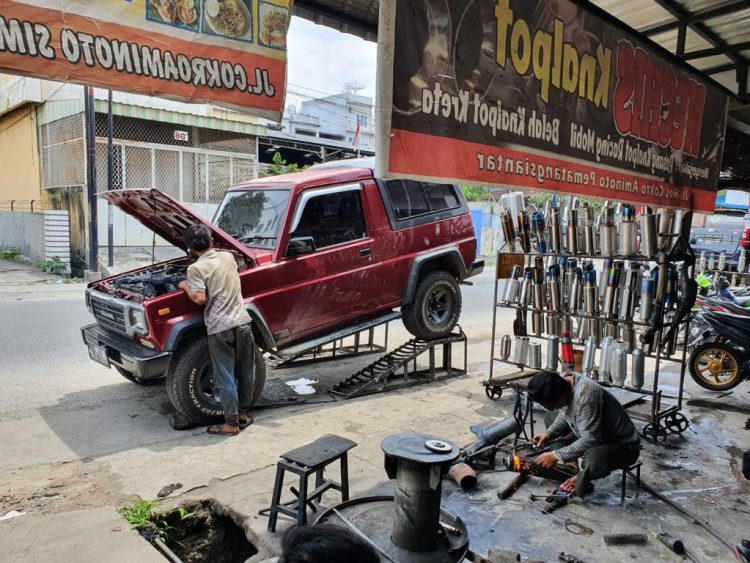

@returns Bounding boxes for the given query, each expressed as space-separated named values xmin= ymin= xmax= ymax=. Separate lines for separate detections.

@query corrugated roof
xmin=298 ymin=0 xmax=750 ymax=101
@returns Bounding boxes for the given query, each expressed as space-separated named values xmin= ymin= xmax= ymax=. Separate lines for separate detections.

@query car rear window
xmin=385 ymin=180 xmax=460 ymax=220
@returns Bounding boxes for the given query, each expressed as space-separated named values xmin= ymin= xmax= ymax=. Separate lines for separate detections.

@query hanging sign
xmin=0 ymin=0 xmax=293 ymax=119
xmin=376 ymin=0 xmax=730 ymax=211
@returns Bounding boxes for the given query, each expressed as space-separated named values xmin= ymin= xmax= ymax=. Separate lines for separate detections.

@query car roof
xmin=228 ymin=159 xmax=374 ymax=194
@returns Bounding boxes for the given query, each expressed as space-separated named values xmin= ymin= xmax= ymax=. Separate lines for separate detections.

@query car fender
xmin=402 ymin=248 xmax=467 ymax=306
xmin=164 ymin=305 xmax=276 ymax=352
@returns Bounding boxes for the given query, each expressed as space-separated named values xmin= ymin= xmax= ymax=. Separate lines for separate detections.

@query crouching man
xmin=179 ymin=224 xmax=255 ymax=436
xmin=527 ymin=371 xmax=640 ymax=497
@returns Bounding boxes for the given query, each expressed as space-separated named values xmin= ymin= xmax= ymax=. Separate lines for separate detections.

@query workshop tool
xmin=604 ymin=533 xmax=648 ymax=545
xmin=560 ymin=331 xmax=575 ymax=372
xmin=506 ymin=454 xmax=575 ymax=482
xmin=582 ymin=203 xmax=596 ymax=255
xmin=497 ymin=474 xmax=530 ymax=500
xmin=567 ymin=208 xmax=579 ymax=255
xmin=657 ymin=210 xmax=673 ymax=251
xmin=550 ymin=207 xmax=562 ymax=253
xmin=546 ymin=334 xmax=559 ymax=370
xmin=500 ymin=335 xmax=511 ymax=361
xmin=599 ymin=258 xmax=613 ymax=299
xmin=529 ymin=490 xmax=573 ymax=514
xmin=582 ymin=336 xmax=597 ymax=378
xmin=447 ymin=463 xmax=477 ymax=491
xmin=532 ymin=210 xmax=547 ymax=254
xmin=502 ymin=265 xmax=522 ymax=304
xmin=619 ymin=205 xmax=637 ymax=256
xmin=518 ymin=210 xmax=532 ymax=253
xmin=501 ymin=209 xmax=517 ymax=252
xmin=639 ymin=207 xmax=657 ymax=258
xmin=600 ymin=205 xmax=617 ymax=256
xmin=631 ymin=348 xmax=645 ymax=389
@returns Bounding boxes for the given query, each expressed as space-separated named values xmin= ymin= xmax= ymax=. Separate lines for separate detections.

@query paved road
xmin=0 ymin=267 xmax=500 ymax=467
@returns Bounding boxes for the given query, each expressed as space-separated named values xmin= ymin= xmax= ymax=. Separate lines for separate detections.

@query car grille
xmin=91 ymin=297 xmax=128 ymax=335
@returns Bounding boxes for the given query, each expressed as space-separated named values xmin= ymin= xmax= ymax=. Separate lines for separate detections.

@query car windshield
xmin=690 ymin=214 xmax=745 ymax=254
xmin=214 ymin=189 xmax=290 ymax=250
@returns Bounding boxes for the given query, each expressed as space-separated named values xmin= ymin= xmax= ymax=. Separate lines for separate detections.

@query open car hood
xmin=98 ymin=189 xmax=257 ymax=261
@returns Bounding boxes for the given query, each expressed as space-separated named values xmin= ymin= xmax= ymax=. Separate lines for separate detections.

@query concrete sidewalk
xmin=0 ymin=508 xmax=164 ymax=563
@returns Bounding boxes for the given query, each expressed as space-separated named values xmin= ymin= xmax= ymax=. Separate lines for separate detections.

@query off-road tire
xmin=402 ymin=271 xmax=462 ymax=340
xmin=165 ymin=336 xmax=267 ymax=425
xmin=688 ymin=341 xmax=744 ymax=391
xmin=114 ymin=365 xmax=164 ymax=386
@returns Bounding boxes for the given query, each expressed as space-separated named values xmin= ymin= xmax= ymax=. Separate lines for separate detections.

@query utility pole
xmin=107 ymin=89 xmax=114 ymax=268
xmin=84 ymin=86 xmax=98 ymax=273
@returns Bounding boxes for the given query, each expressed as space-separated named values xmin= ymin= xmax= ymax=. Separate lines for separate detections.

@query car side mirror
xmin=286 ymin=236 xmax=316 ymax=257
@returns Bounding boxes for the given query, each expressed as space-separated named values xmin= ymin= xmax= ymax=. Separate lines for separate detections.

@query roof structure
xmin=293 ymin=0 xmax=750 ymax=102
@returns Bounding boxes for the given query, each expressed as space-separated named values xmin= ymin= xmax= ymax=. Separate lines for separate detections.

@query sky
xmin=284 ymin=16 xmax=377 ymax=110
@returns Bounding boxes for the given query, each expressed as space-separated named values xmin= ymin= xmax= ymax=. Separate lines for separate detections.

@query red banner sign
xmin=376 ymin=0 xmax=729 ymax=211
xmin=0 ymin=0 xmax=292 ymax=119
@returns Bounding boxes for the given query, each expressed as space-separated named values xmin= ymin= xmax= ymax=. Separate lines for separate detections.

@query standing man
xmin=179 ymin=224 xmax=255 ymax=436
xmin=526 ymin=371 xmax=640 ymax=497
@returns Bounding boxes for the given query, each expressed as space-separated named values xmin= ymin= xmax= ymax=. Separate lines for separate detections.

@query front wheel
xmin=166 ymin=335 xmax=267 ymax=425
xmin=402 ymin=271 xmax=462 ymax=340
xmin=688 ymin=341 xmax=744 ymax=391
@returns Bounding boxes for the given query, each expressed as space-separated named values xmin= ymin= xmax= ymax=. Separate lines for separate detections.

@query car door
xmin=255 ymin=184 xmax=375 ymax=340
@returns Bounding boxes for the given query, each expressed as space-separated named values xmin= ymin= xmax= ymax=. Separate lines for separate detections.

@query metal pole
xmin=84 ymin=86 xmax=98 ymax=272
xmin=107 ymin=89 xmax=114 ymax=268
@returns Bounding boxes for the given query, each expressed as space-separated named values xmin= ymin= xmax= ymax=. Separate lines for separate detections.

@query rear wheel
xmin=166 ymin=335 xmax=267 ymax=425
xmin=402 ymin=271 xmax=462 ymax=340
xmin=689 ymin=341 xmax=744 ymax=391
xmin=114 ymin=365 xmax=163 ymax=386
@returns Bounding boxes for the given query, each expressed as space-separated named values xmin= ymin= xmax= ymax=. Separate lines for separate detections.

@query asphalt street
xmin=0 ymin=267 xmax=500 ymax=467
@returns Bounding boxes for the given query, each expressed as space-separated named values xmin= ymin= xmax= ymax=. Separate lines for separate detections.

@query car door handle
xmin=360 ymin=248 xmax=371 ymax=257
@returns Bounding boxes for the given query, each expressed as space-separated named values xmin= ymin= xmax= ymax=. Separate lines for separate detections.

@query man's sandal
xmin=206 ymin=425 xmax=240 ymax=436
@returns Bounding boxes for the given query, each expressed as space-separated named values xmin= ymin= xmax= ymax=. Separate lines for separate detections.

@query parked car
xmin=81 ymin=158 xmax=483 ymax=423
xmin=690 ymin=213 xmax=750 ymax=270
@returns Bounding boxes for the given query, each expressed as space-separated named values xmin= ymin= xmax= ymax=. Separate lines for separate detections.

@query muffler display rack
xmin=486 ymin=202 xmax=694 ymax=445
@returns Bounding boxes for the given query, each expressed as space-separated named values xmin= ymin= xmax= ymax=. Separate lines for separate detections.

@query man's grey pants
xmin=207 ymin=323 xmax=255 ymax=425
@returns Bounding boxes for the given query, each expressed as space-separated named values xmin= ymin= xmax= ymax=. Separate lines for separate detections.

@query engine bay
xmin=99 ymin=262 xmax=188 ymax=303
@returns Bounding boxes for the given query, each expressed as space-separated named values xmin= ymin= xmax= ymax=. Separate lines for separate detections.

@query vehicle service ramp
xmin=329 ymin=328 xmax=467 ymax=400
xmin=269 ymin=311 xmax=400 ymax=368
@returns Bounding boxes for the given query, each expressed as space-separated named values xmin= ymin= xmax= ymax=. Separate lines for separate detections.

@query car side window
xmin=292 ymin=191 xmax=367 ymax=250
xmin=385 ymin=180 xmax=460 ymax=219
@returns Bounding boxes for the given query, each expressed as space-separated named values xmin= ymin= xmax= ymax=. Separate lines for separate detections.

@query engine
xmin=110 ymin=264 xmax=187 ymax=299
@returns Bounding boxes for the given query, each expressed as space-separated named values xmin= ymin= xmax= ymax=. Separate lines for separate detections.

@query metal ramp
xmin=269 ymin=311 xmax=400 ymax=368
xmin=329 ymin=327 xmax=467 ymax=399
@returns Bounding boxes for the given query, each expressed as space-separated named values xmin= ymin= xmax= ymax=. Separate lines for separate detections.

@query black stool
xmin=620 ymin=461 xmax=642 ymax=505
xmin=266 ymin=434 xmax=357 ymax=532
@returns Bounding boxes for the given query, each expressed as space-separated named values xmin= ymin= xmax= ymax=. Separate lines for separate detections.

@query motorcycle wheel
xmin=689 ymin=341 xmax=744 ymax=391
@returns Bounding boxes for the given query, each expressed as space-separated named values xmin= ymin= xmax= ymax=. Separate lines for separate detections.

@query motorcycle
xmin=688 ymin=303 xmax=750 ymax=391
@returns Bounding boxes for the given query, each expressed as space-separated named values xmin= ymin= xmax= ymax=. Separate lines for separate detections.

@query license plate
xmin=88 ymin=342 xmax=110 ymax=368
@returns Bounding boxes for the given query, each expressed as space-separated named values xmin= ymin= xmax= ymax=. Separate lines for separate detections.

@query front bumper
xmin=467 ymin=259 xmax=485 ymax=278
xmin=81 ymin=323 xmax=171 ymax=379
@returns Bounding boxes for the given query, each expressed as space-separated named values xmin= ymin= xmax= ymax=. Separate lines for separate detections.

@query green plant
xmin=260 ymin=151 xmax=308 ymax=177
xmin=0 ymin=247 xmax=20 ymax=260
xmin=461 ymin=185 xmax=488 ymax=202
xmin=38 ymin=256 xmax=66 ymax=275
xmin=118 ymin=499 xmax=195 ymax=544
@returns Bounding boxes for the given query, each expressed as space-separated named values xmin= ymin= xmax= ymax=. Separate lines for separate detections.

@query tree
xmin=260 ymin=152 xmax=307 ymax=177
xmin=461 ymin=185 xmax=487 ymax=202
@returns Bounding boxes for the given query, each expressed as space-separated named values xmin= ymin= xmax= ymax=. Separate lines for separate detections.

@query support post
xmin=107 ymin=89 xmax=114 ymax=268
xmin=84 ymin=86 xmax=98 ymax=272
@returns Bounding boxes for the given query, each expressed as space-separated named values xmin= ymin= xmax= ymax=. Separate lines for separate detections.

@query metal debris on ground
xmin=603 ymin=533 xmax=648 ymax=545
xmin=157 ymin=483 xmax=183 ymax=498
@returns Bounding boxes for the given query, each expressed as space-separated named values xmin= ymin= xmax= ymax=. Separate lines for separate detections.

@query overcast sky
xmin=285 ymin=16 xmax=377 ymax=109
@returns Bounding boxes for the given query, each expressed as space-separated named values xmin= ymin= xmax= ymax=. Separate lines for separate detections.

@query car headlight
xmin=129 ymin=308 xmax=147 ymax=335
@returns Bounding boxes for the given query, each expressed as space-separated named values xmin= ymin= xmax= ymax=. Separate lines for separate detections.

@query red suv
xmin=82 ymin=159 xmax=482 ymax=423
